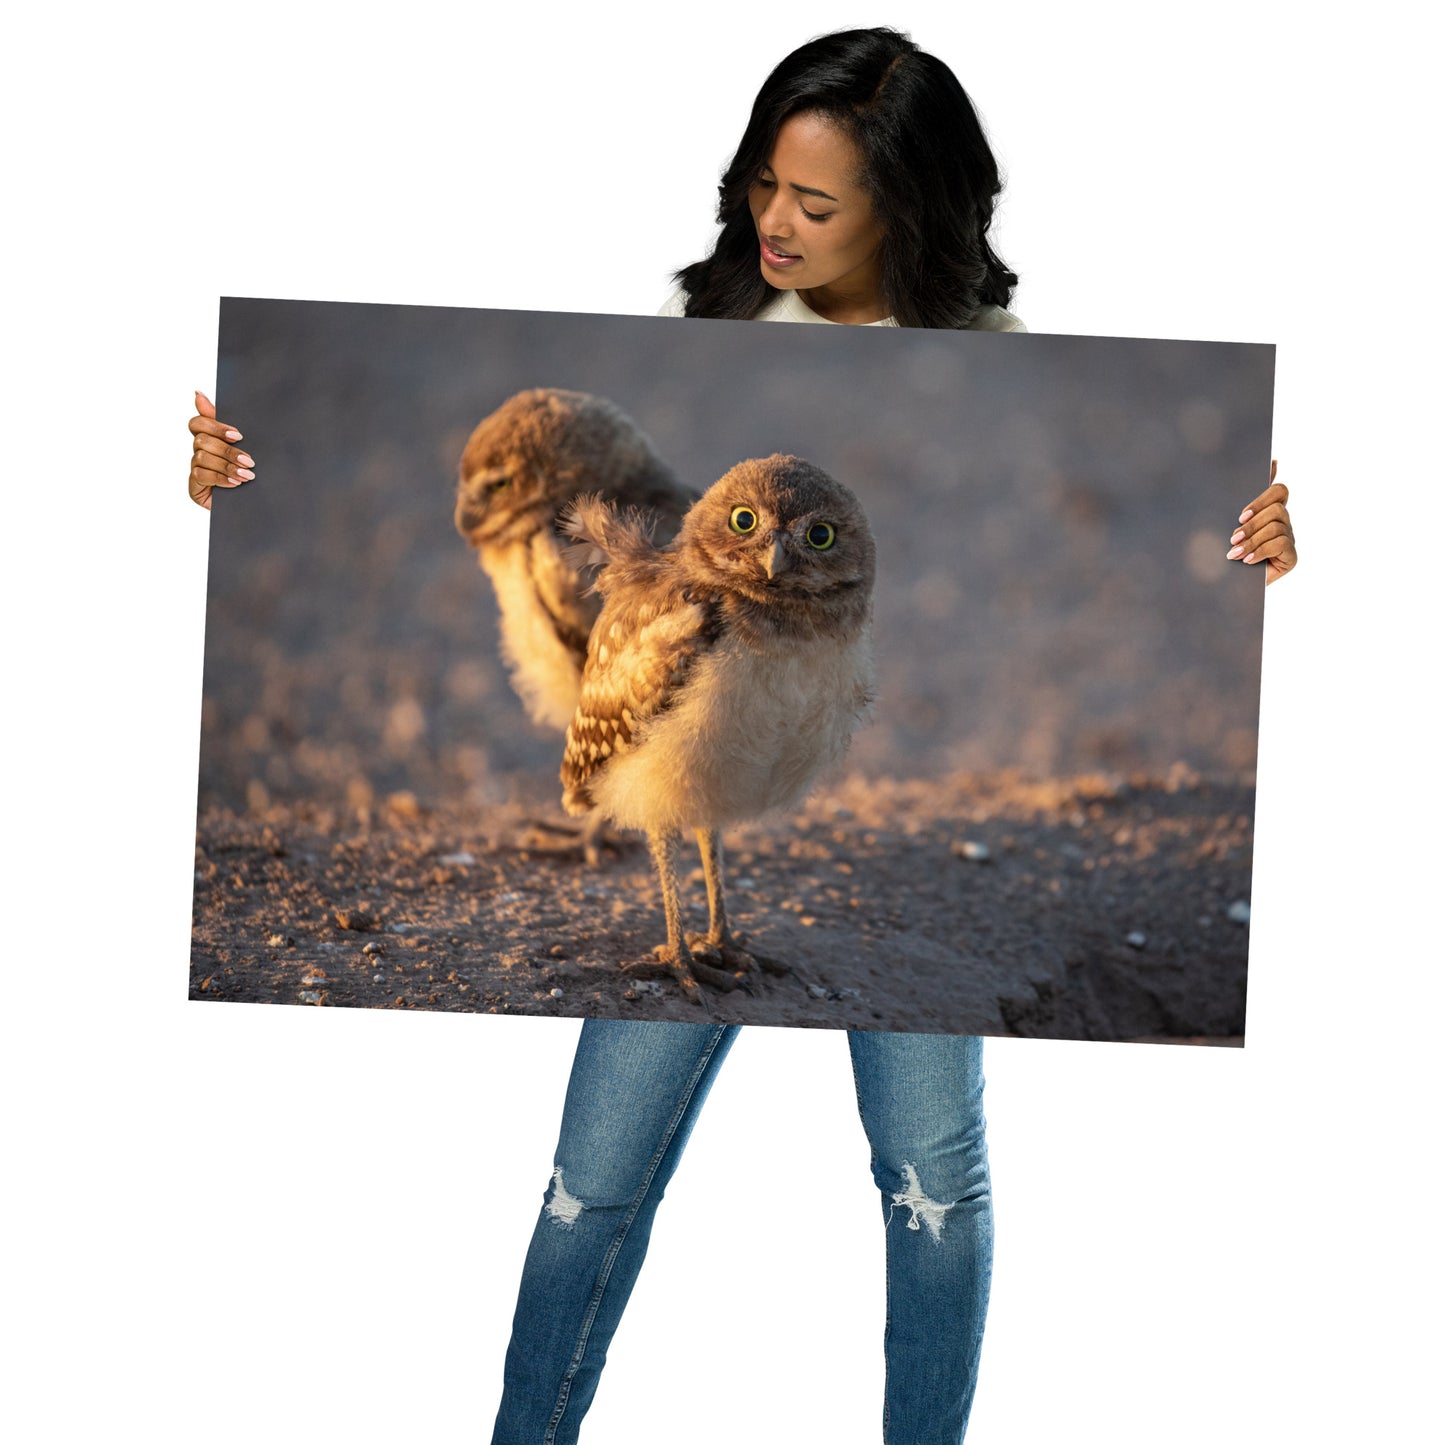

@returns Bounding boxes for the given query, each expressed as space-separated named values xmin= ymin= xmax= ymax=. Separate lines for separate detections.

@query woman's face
xmin=747 ymin=110 xmax=885 ymax=304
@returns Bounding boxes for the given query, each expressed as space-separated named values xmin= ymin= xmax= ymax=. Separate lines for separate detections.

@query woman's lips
xmin=760 ymin=236 xmax=801 ymax=268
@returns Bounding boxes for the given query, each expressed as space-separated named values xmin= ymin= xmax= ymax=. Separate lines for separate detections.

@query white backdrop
xmin=6 ymin=3 xmax=1438 ymax=1441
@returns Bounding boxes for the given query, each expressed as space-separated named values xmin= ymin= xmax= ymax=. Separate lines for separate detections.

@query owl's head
xmin=679 ymin=455 xmax=875 ymax=633
xmin=456 ymin=388 xmax=680 ymax=549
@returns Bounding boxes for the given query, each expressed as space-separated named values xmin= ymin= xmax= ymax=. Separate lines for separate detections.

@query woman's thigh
xmin=846 ymin=1031 xmax=989 ymax=1208
xmin=550 ymin=1018 xmax=739 ymax=1205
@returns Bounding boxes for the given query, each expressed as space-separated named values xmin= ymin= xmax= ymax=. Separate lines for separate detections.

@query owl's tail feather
xmin=559 ymin=493 xmax=662 ymax=594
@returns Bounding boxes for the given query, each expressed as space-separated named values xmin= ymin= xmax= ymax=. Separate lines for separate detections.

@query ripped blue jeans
xmin=491 ymin=1020 xmax=991 ymax=1445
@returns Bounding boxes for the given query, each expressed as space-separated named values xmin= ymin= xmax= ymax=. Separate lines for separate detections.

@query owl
xmin=559 ymin=455 xmax=877 ymax=993
xmin=454 ymin=388 xmax=696 ymax=733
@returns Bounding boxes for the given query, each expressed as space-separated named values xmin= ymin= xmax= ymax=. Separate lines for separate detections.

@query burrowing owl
xmin=454 ymin=388 xmax=696 ymax=732
xmin=559 ymin=454 xmax=876 ymax=992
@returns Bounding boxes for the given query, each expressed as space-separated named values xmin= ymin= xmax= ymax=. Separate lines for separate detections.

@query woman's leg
xmin=492 ymin=1017 xmax=738 ymax=1445
xmin=848 ymin=1031 xmax=992 ymax=1445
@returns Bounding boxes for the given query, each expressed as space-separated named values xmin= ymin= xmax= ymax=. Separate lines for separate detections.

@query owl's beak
xmin=763 ymin=534 xmax=788 ymax=579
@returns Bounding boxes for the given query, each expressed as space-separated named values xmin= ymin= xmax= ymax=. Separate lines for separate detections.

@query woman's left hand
xmin=1228 ymin=460 xmax=1296 ymax=584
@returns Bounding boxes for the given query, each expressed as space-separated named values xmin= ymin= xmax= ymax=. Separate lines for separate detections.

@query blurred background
xmin=201 ymin=300 xmax=1271 ymax=814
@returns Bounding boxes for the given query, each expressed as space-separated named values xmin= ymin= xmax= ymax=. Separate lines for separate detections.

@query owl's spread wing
xmin=560 ymin=584 xmax=720 ymax=816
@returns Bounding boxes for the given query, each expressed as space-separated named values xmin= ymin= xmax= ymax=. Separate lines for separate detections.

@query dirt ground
xmin=191 ymin=767 xmax=1250 ymax=1042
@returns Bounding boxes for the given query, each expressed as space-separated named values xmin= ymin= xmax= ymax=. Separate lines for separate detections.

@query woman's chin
xmin=759 ymin=265 xmax=801 ymax=291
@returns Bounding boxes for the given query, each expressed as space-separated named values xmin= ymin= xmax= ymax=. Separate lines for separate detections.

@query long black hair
xmin=673 ymin=28 xmax=1017 ymax=329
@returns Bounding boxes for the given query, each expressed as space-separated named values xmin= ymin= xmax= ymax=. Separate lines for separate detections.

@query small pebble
xmin=951 ymin=840 xmax=992 ymax=863
xmin=362 ymin=941 xmax=384 ymax=956
xmin=807 ymin=983 xmax=860 ymax=1002
xmin=549 ymin=987 xmax=564 ymax=999
xmin=1125 ymin=931 xmax=1147 ymax=950
xmin=298 ymin=990 xmax=323 ymax=1004
xmin=267 ymin=933 xmax=286 ymax=947
xmin=373 ymin=973 xmax=384 ymax=983
xmin=387 ymin=921 xmax=410 ymax=934
xmin=440 ymin=851 xmax=476 ymax=866
xmin=1227 ymin=900 xmax=1251 ymax=924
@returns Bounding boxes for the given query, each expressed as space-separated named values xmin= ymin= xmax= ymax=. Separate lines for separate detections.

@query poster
xmin=194 ymin=299 xmax=1269 ymax=1040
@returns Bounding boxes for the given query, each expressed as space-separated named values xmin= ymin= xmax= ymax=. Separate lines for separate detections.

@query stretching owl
xmin=455 ymin=388 xmax=696 ymax=732
xmin=559 ymin=455 xmax=877 ymax=992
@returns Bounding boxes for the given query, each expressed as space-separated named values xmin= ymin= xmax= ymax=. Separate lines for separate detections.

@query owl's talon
xmin=654 ymin=941 xmax=740 ymax=993
xmin=620 ymin=954 xmax=682 ymax=982
xmin=686 ymin=932 xmax=789 ymax=979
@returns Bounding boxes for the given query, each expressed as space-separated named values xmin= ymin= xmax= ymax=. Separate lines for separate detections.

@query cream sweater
xmin=656 ymin=284 xmax=1026 ymax=332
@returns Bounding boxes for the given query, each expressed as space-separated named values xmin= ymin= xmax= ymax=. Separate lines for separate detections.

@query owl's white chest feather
xmin=482 ymin=538 xmax=588 ymax=732
xmin=591 ymin=624 xmax=874 ymax=833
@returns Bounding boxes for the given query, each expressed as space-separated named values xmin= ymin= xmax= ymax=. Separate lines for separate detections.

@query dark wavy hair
xmin=673 ymin=28 xmax=1017 ymax=329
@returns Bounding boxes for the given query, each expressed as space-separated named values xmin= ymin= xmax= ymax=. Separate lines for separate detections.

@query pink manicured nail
xmin=1227 ymin=545 xmax=1244 ymax=559
xmin=1243 ymin=552 xmax=1257 ymax=564
xmin=236 ymin=452 xmax=254 ymax=467
xmin=1230 ymin=529 xmax=1245 ymax=544
xmin=1238 ymin=508 xmax=1254 ymax=523
xmin=226 ymin=428 xmax=243 ymax=441
xmin=234 ymin=468 xmax=255 ymax=480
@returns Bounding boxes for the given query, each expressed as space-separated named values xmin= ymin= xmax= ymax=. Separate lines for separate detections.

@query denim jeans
xmin=491 ymin=1020 xmax=991 ymax=1445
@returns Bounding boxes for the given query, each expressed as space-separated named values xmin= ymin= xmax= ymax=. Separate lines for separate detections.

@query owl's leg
xmin=642 ymin=827 xmax=739 ymax=993
xmin=579 ymin=811 xmax=610 ymax=869
xmin=687 ymin=828 xmax=790 ymax=978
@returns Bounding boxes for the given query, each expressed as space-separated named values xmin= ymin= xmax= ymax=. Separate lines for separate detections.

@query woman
xmin=187 ymin=28 xmax=1296 ymax=1443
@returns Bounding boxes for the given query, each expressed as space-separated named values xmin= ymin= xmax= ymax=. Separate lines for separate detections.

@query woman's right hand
xmin=188 ymin=391 xmax=254 ymax=510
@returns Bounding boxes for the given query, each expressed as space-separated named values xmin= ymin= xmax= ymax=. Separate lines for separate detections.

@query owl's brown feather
xmin=559 ymin=498 xmax=722 ymax=813
xmin=455 ymin=389 xmax=697 ymax=732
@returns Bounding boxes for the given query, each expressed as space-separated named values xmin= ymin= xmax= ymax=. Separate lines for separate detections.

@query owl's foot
xmin=685 ymin=932 xmax=790 ymax=980
xmin=619 ymin=953 xmax=683 ymax=982
xmin=652 ymin=942 xmax=741 ymax=993
xmin=512 ymin=818 xmax=633 ymax=868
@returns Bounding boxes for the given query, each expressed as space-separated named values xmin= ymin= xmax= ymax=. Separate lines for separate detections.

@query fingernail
xmin=234 ymin=468 xmax=255 ymax=481
xmin=1227 ymin=545 xmax=1244 ymax=559
xmin=1238 ymin=508 xmax=1254 ymax=523
xmin=226 ymin=429 xmax=243 ymax=441
xmin=1230 ymin=529 xmax=1245 ymax=544
xmin=1243 ymin=552 xmax=1257 ymax=564
xmin=236 ymin=452 xmax=254 ymax=467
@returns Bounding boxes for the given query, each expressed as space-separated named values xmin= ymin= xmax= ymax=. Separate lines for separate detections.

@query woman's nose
xmin=759 ymin=192 xmax=791 ymax=239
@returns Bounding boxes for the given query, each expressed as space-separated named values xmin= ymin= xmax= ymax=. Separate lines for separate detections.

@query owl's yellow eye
xmin=806 ymin=521 xmax=836 ymax=550
xmin=730 ymin=506 xmax=758 ymax=534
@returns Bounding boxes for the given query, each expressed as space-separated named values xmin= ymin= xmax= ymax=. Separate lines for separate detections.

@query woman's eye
xmin=730 ymin=506 xmax=758 ymax=534
xmin=801 ymin=206 xmax=830 ymax=222
xmin=806 ymin=521 xmax=836 ymax=550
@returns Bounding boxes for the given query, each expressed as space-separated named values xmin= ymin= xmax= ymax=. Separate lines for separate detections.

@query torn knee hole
xmin=890 ymin=1162 xmax=951 ymax=1243
xmin=544 ymin=1166 xmax=587 ymax=1228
